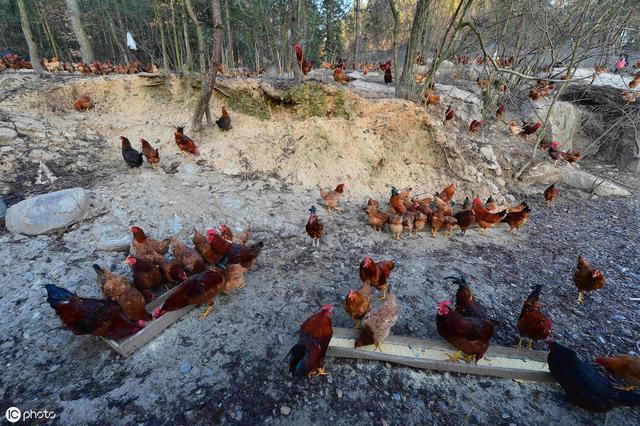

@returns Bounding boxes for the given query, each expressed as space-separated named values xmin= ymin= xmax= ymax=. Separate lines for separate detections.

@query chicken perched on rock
xmin=359 ymin=257 xmax=395 ymax=300
xmin=574 ymin=255 xmax=605 ymax=304
xmin=355 ymin=294 xmax=398 ymax=351
xmin=319 ymin=183 xmax=345 ymax=212
xmin=444 ymin=105 xmax=456 ymax=123
xmin=140 ymin=139 xmax=159 ymax=170
xmin=74 ymin=94 xmax=94 ymax=111
xmin=215 ymin=106 xmax=232 ymax=131
xmin=517 ymin=285 xmax=552 ymax=350
xmin=305 ymin=206 xmax=324 ymax=247
xmin=120 ymin=136 xmax=143 ymax=169
xmin=45 ymin=284 xmax=144 ymax=339
xmin=294 ymin=43 xmax=314 ymax=76
xmin=174 ymin=126 xmax=200 ymax=156
xmin=288 ymin=304 xmax=333 ymax=377
xmin=469 ymin=119 xmax=485 ymax=135
xmin=93 ymin=264 xmax=151 ymax=322
xmin=345 ymin=280 xmax=371 ymax=328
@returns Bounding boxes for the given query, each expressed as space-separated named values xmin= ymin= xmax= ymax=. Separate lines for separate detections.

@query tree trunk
xmin=184 ymin=0 xmax=210 ymax=122
xmin=170 ymin=0 xmax=183 ymax=68
xmin=158 ymin=11 xmax=170 ymax=71
xmin=17 ymin=0 xmax=43 ymax=74
xmin=181 ymin=0 xmax=193 ymax=72
xmin=37 ymin=6 xmax=59 ymax=59
xmin=66 ymin=0 xmax=94 ymax=63
xmin=399 ymin=0 xmax=432 ymax=97
xmin=191 ymin=0 xmax=223 ymax=130
xmin=353 ymin=0 xmax=361 ymax=68
xmin=388 ymin=0 xmax=400 ymax=97
xmin=290 ymin=0 xmax=303 ymax=81
xmin=224 ymin=0 xmax=234 ymax=67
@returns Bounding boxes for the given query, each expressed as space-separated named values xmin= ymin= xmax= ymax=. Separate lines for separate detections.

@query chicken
xmin=287 ymin=304 xmax=333 ymax=377
xmin=305 ymin=205 xmax=324 ymax=247
xmin=215 ymin=106 xmax=232 ymax=131
xmin=73 ymin=95 xmax=93 ymax=111
xmin=319 ymin=183 xmax=345 ymax=212
xmin=120 ymin=136 xmax=143 ymax=169
xmin=174 ymin=127 xmax=200 ymax=156
xmin=221 ymin=263 xmax=249 ymax=295
xmin=451 ymin=275 xmax=487 ymax=319
xmin=45 ymin=284 xmax=143 ymax=339
xmin=367 ymin=198 xmax=380 ymax=208
xmin=547 ymin=341 xmax=640 ymax=412
xmin=443 ymin=216 xmax=458 ymax=237
xmin=93 ymin=264 xmax=151 ymax=322
xmin=574 ymin=255 xmax=605 ymax=304
xmin=476 ymin=77 xmax=489 ymax=89
xmin=596 ymin=355 xmax=640 ymax=391
xmin=508 ymin=121 xmax=523 ymax=137
xmin=140 ymin=138 xmax=159 ymax=170
xmin=461 ymin=196 xmax=472 ymax=210
xmin=561 ymin=150 xmax=581 ymax=166
xmin=628 ymin=74 xmax=640 ymax=90
xmin=160 ymin=260 xmax=188 ymax=283
xmin=359 ymin=257 xmax=395 ymax=300
xmin=192 ymin=227 xmax=216 ymax=264
xmin=469 ymin=119 xmax=485 ymax=134
xmin=388 ymin=214 xmax=403 ymax=240
xmin=444 ymin=105 xmax=456 ymax=123
xmin=206 ymin=229 xmax=264 ymax=269
xmin=345 ymin=280 xmax=371 ymax=328
xmin=389 ymin=186 xmax=407 ymax=214
xmin=544 ymin=183 xmax=558 ymax=207
xmin=430 ymin=209 xmax=445 ymax=238
xmin=130 ymin=226 xmax=169 ymax=258
xmin=548 ymin=141 xmax=563 ymax=164
xmin=219 ymin=224 xmax=250 ymax=245
xmin=363 ymin=205 xmax=389 ymax=232
xmin=125 ymin=255 xmax=163 ymax=300
xmin=453 ymin=209 xmax=475 ymax=236
xmin=423 ymin=90 xmax=440 ymax=106
xmin=437 ymin=183 xmax=455 ymax=203
xmin=496 ymin=104 xmax=505 ymax=119
xmin=333 ymin=67 xmax=355 ymax=84
xmin=294 ymin=43 xmax=314 ymax=76
xmin=170 ymin=237 xmax=206 ymax=275
xmin=472 ymin=197 xmax=507 ymax=235
xmin=153 ymin=268 xmax=226 ymax=319
xmin=434 ymin=196 xmax=452 ymax=216
xmin=436 ymin=300 xmax=494 ymax=363
xmin=502 ymin=203 xmax=531 ymax=234
xmin=595 ymin=65 xmax=607 ymax=74
xmin=521 ymin=122 xmax=542 ymax=139
xmin=379 ymin=59 xmax=392 ymax=72
xmin=384 ymin=68 xmax=392 ymax=85
xmin=516 ymin=285 xmax=552 ymax=350
xmin=484 ymin=196 xmax=498 ymax=213
xmin=413 ymin=211 xmax=427 ymax=233
xmin=355 ymin=294 xmax=398 ymax=351
xmin=401 ymin=210 xmax=419 ymax=236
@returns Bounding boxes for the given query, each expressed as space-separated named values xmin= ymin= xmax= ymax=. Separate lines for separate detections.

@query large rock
xmin=0 ymin=127 xmax=18 ymax=144
xmin=520 ymin=99 xmax=580 ymax=150
xmin=438 ymin=83 xmax=482 ymax=123
xmin=5 ymin=188 xmax=90 ymax=235
xmin=560 ymin=168 xmax=630 ymax=196
xmin=0 ymin=198 xmax=6 ymax=224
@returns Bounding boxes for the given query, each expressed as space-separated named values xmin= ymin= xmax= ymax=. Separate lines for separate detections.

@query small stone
xmin=327 ymin=375 xmax=333 ymax=384
xmin=48 ymin=364 xmax=60 ymax=373
xmin=277 ymin=335 xmax=284 ymax=345
xmin=502 ymin=413 xmax=510 ymax=419
xmin=495 ymin=177 xmax=506 ymax=187
xmin=280 ymin=406 xmax=291 ymax=416
xmin=180 ymin=362 xmax=192 ymax=373
xmin=392 ymin=393 xmax=401 ymax=401
xmin=336 ymin=389 xmax=343 ymax=399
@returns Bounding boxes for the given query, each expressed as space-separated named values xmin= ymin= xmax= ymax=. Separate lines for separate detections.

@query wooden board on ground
xmin=102 ymin=283 xmax=194 ymax=357
xmin=327 ymin=327 xmax=554 ymax=383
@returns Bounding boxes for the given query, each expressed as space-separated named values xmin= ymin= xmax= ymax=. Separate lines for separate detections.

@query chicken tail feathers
xmin=287 ymin=344 xmax=311 ymax=376
xmin=45 ymin=284 xmax=74 ymax=307
xmin=616 ymin=390 xmax=640 ymax=407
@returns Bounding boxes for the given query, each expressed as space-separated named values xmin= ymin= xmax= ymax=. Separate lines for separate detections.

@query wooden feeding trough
xmin=328 ymin=327 xmax=554 ymax=383
xmin=102 ymin=283 xmax=194 ymax=357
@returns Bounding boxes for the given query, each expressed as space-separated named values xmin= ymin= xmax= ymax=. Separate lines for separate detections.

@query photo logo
xmin=5 ymin=407 xmax=21 ymax=423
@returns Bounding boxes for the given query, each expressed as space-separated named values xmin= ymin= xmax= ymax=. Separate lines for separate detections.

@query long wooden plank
xmin=327 ymin=327 xmax=554 ymax=383
xmin=102 ymin=283 xmax=194 ymax=357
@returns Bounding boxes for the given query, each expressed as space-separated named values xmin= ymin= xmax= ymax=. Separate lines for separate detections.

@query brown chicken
xmin=561 ymin=150 xmax=581 ymax=166
xmin=437 ymin=183 xmax=455 ymax=203
xmin=472 ymin=198 xmax=507 ymax=235
xmin=509 ymin=121 xmax=523 ymax=137
xmin=437 ymin=300 xmax=494 ymax=363
xmin=355 ymin=294 xmax=398 ymax=351
xmin=621 ymin=90 xmax=638 ymax=104
xmin=45 ymin=284 xmax=143 ymax=340
xmin=174 ymin=127 xmax=200 ymax=156
xmin=574 ymin=255 xmax=605 ymax=304
xmin=430 ymin=209 xmax=445 ymax=238
xmin=423 ymin=90 xmax=440 ymax=106
xmin=363 ymin=205 xmax=389 ymax=232
xmin=443 ymin=216 xmax=458 ymax=237
xmin=596 ymin=356 xmax=640 ymax=391
xmin=413 ymin=211 xmax=427 ymax=233
xmin=496 ymin=104 xmax=505 ymax=119
xmin=287 ymin=304 xmax=333 ymax=377
xmin=140 ymin=139 xmax=159 ymax=170
xmin=130 ymin=226 xmax=169 ymax=259
xmin=389 ymin=186 xmax=407 ymax=214
xmin=434 ymin=196 xmax=452 ymax=216
xmin=544 ymin=183 xmax=558 ymax=207
xmin=333 ymin=67 xmax=355 ymax=84
xmin=219 ymin=224 xmax=250 ymax=245
xmin=345 ymin=280 xmax=372 ymax=328
xmin=453 ymin=209 xmax=475 ymax=236
xmin=222 ymin=263 xmax=249 ymax=295
xmin=160 ymin=260 xmax=188 ymax=283
xmin=94 ymin=264 xmax=151 ymax=322
xmin=521 ymin=122 xmax=542 ymax=139
xmin=444 ymin=105 xmax=456 ymax=123
xmin=388 ymin=214 xmax=403 ymax=240
xmin=153 ymin=268 xmax=226 ymax=319
xmin=359 ymin=257 xmax=395 ymax=300
xmin=469 ymin=119 xmax=485 ymax=134
xmin=502 ymin=204 xmax=531 ymax=234
xmin=125 ymin=255 xmax=163 ymax=300
xmin=206 ymin=229 xmax=264 ymax=269
xmin=517 ymin=285 xmax=552 ymax=350
xmin=294 ymin=43 xmax=314 ymax=76
xmin=320 ymin=183 xmax=345 ymax=212
xmin=170 ymin=237 xmax=206 ymax=275
xmin=73 ymin=95 xmax=94 ymax=111
xmin=215 ymin=106 xmax=232 ymax=131
xmin=450 ymin=275 xmax=487 ymax=319
xmin=476 ymin=77 xmax=489 ymax=89
xmin=484 ymin=196 xmax=498 ymax=213
xmin=305 ymin=206 xmax=324 ymax=247
xmin=192 ymin=227 xmax=217 ymax=264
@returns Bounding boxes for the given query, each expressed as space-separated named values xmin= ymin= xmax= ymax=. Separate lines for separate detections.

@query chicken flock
xmin=38 ymin=44 xmax=640 ymax=415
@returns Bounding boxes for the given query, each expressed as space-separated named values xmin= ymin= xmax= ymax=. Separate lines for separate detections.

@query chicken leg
xmin=315 ymin=366 xmax=329 ymax=376
xmin=577 ymin=291 xmax=584 ymax=304
xmin=446 ymin=351 xmax=463 ymax=363
xmin=516 ymin=337 xmax=524 ymax=349
xmin=199 ymin=303 xmax=214 ymax=319
xmin=354 ymin=319 xmax=361 ymax=329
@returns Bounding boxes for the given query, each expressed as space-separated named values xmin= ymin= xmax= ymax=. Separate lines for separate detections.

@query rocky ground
xmin=0 ymin=70 xmax=639 ymax=425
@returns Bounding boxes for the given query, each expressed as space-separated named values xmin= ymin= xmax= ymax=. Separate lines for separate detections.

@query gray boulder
xmin=560 ymin=167 xmax=630 ymax=196
xmin=0 ymin=127 xmax=18 ymax=144
xmin=5 ymin=188 xmax=89 ymax=235
xmin=520 ymin=99 xmax=580 ymax=150
xmin=0 ymin=198 xmax=6 ymax=224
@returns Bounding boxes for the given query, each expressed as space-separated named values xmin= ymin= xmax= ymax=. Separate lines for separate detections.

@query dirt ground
xmin=0 ymin=71 xmax=639 ymax=425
